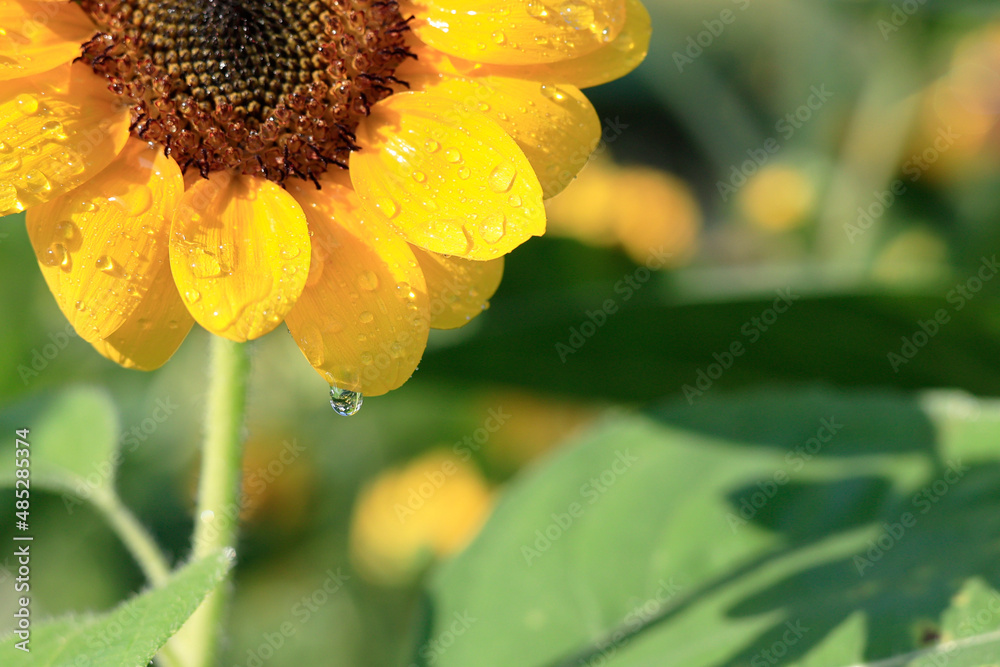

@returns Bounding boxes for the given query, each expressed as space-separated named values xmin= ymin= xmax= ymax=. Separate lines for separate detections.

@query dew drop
xmin=280 ymin=246 xmax=301 ymax=259
xmin=40 ymin=243 xmax=67 ymax=267
xmin=55 ymin=220 xmax=78 ymax=242
xmin=425 ymin=140 xmax=440 ymax=153
xmin=24 ymin=170 xmax=50 ymax=193
xmin=492 ymin=30 xmax=506 ymax=45
xmin=526 ymin=1 xmax=550 ymax=18
xmin=14 ymin=94 xmax=38 ymax=115
xmin=458 ymin=167 xmax=470 ymax=179
xmin=0 ymin=155 xmax=22 ymax=173
xmin=539 ymin=83 xmax=568 ymax=102
xmin=40 ymin=120 xmax=67 ymax=141
xmin=360 ymin=352 xmax=373 ymax=365
xmin=508 ymin=194 xmax=522 ymax=207
xmin=358 ymin=270 xmax=380 ymax=291
xmin=189 ymin=246 xmax=225 ymax=278
xmin=375 ymin=196 xmax=398 ymax=218
xmin=358 ymin=311 xmax=374 ymax=324
xmin=488 ymin=163 xmax=516 ymax=192
xmin=411 ymin=170 xmax=426 ymax=183
xmin=185 ymin=289 xmax=201 ymax=303
xmin=480 ymin=213 xmax=507 ymax=244
xmin=330 ymin=386 xmax=363 ymax=416
xmin=444 ymin=148 xmax=462 ymax=163
xmin=95 ymin=255 xmax=118 ymax=274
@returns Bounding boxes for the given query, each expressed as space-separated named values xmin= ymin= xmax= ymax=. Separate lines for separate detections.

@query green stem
xmin=91 ymin=488 xmax=172 ymax=587
xmin=170 ymin=337 xmax=251 ymax=667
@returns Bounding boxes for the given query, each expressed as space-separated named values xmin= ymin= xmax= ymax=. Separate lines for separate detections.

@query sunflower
xmin=0 ymin=0 xmax=650 ymax=399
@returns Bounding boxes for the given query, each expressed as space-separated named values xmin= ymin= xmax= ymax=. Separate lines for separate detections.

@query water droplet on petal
xmin=15 ymin=94 xmax=39 ymax=116
xmin=444 ymin=148 xmax=461 ymax=163
xmin=358 ymin=270 xmax=379 ymax=291
xmin=187 ymin=245 xmax=226 ymax=278
xmin=492 ymin=30 xmax=506 ymax=45
xmin=40 ymin=243 xmax=67 ymax=267
xmin=96 ymin=255 xmax=118 ymax=275
xmin=185 ymin=289 xmax=201 ymax=303
xmin=480 ymin=213 xmax=506 ymax=244
xmin=425 ymin=140 xmax=440 ymax=153
xmin=412 ymin=170 xmax=426 ymax=183
xmin=55 ymin=220 xmax=78 ymax=242
xmin=358 ymin=311 xmax=374 ymax=324
xmin=330 ymin=386 xmax=363 ymax=416
xmin=375 ymin=196 xmax=398 ymax=218
xmin=40 ymin=120 xmax=67 ymax=141
xmin=539 ymin=83 xmax=568 ymax=102
xmin=24 ymin=170 xmax=50 ymax=193
xmin=527 ymin=1 xmax=550 ymax=18
xmin=488 ymin=163 xmax=516 ymax=192
xmin=508 ymin=194 xmax=522 ymax=207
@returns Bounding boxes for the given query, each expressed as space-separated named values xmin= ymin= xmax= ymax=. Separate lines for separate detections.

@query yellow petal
xmin=0 ymin=62 xmax=130 ymax=215
xmin=407 ymin=74 xmax=599 ymax=198
xmin=350 ymin=91 xmax=545 ymax=261
xmin=169 ymin=174 xmax=311 ymax=342
xmin=0 ymin=1 xmax=95 ymax=80
xmin=285 ymin=177 xmax=430 ymax=397
xmin=411 ymin=246 xmax=503 ymax=329
xmin=404 ymin=0 xmax=651 ymax=89
xmin=404 ymin=0 xmax=626 ymax=65
xmin=25 ymin=139 xmax=185 ymax=343
xmin=92 ymin=264 xmax=195 ymax=371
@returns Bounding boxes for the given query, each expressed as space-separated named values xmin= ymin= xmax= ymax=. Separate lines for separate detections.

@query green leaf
xmin=0 ymin=550 xmax=232 ymax=666
xmin=416 ymin=387 xmax=1000 ymax=667
xmin=0 ymin=387 xmax=119 ymax=494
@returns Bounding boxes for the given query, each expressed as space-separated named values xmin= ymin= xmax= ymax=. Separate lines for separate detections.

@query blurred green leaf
xmin=0 ymin=550 xmax=231 ymax=666
xmin=417 ymin=388 xmax=1000 ymax=666
xmin=0 ymin=386 xmax=119 ymax=494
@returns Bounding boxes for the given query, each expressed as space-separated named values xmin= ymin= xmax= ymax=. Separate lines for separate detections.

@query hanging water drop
xmin=330 ymin=386 xmax=363 ymax=416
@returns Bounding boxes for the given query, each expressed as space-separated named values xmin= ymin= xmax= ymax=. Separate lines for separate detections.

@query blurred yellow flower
xmin=738 ymin=165 xmax=816 ymax=232
xmin=545 ymin=157 xmax=701 ymax=265
xmin=349 ymin=450 xmax=493 ymax=586
xmin=479 ymin=391 xmax=596 ymax=475
xmin=914 ymin=24 xmax=1000 ymax=181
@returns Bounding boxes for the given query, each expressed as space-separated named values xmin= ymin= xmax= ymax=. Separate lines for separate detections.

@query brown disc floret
xmin=79 ymin=0 xmax=413 ymax=184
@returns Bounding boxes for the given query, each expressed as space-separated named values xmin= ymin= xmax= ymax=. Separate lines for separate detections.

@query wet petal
xmin=0 ymin=1 xmax=96 ymax=80
xmin=411 ymin=246 xmax=503 ymax=329
xmin=407 ymin=74 xmax=600 ymax=198
xmin=25 ymin=139 xmax=184 ymax=343
xmin=350 ymin=91 xmax=545 ymax=261
xmin=92 ymin=263 xmax=194 ymax=370
xmin=169 ymin=173 xmax=310 ymax=341
xmin=401 ymin=0 xmax=650 ymax=89
xmin=286 ymin=177 xmax=430 ymax=397
xmin=404 ymin=0 xmax=626 ymax=65
xmin=0 ymin=62 xmax=130 ymax=215
xmin=474 ymin=0 xmax=650 ymax=89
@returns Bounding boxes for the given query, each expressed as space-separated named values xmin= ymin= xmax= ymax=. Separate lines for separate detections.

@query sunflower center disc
xmin=80 ymin=0 xmax=412 ymax=184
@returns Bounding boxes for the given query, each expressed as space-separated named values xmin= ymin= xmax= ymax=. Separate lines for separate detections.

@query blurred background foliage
xmin=6 ymin=0 xmax=1000 ymax=665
